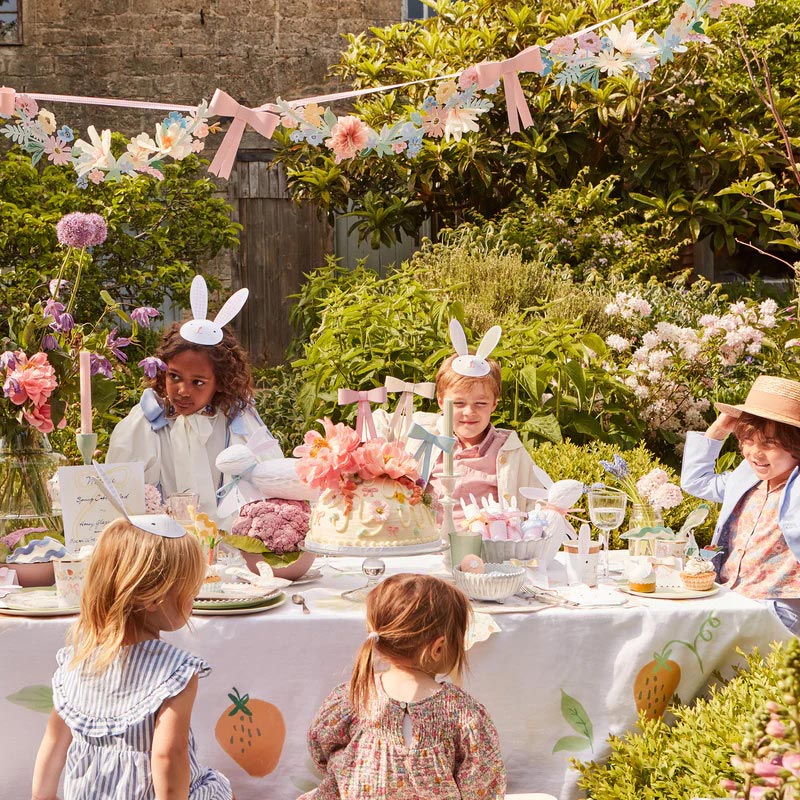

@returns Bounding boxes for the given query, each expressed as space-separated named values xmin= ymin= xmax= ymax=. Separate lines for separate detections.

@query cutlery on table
xmin=292 ymin=593 xmax=310 ymax=614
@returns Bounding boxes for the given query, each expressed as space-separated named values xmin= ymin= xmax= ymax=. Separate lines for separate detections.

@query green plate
xmin=192 ymin=592 xmax=285 ymax=611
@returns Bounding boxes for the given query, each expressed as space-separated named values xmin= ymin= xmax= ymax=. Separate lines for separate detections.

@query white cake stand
xmin=303 ymin=539 xmax=450 ymax=602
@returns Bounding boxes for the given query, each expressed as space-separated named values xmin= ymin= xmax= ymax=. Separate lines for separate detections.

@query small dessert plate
xmin=619 ymin=584 xmax=721 ymax=600
xmin=195 ymin=582 xmax=282 ymax=601
xmin=0 ymin=587 xmax=79 ymax=616
xmin=290 ymin=568 xmax=322 ymax=585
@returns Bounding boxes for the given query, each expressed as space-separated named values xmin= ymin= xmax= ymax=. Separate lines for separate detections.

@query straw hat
xmin=716 ymin=375 xmax=800 ymax=429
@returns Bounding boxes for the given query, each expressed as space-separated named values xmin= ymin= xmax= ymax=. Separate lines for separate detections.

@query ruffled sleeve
xmin=306 ymin=683 xmax=356 ymax=773
xmin=106 ymin=396 xmax=163 ymax=487
xmin=53 ymin=641 xmax=210 ymax=738
xmin=453 ymin=693 xmax=506 ymax=800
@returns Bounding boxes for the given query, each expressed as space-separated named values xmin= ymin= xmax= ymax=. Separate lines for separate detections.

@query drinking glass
xmin=587 ymin=488 xmax=628 ymax=580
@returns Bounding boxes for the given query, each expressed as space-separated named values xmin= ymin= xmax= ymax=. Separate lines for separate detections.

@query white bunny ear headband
xmin=449 ymin=319 xmax=502 ymax=377
xmin=92 ymin=461 xmax=186 ymax=538
xmin=180 ymin=274 xmax=249 ymax=346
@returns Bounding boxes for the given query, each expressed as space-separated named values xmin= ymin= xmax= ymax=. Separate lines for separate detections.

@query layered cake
xmin=306 ymin=476 xmax=438 ymax=549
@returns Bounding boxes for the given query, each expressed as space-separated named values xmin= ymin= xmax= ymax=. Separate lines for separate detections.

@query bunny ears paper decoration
xmin=179 ymin=274 xmax=249 ymax=346
xmin=449 ymin=319 xmax=502 ymax=377
xmin=92 ymin=461 xmax=187 ymax=538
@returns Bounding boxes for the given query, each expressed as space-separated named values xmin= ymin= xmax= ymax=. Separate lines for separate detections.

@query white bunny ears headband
xmin=180 ymin=275 xmax=249 ymax=346
xmin=93 ymin=461 xmax=186 ymax=538
xmin=449 ymin=319 xmax=502 ymax=377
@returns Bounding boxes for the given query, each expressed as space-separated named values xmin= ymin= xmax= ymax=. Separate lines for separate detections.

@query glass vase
xmin=0 ymin=428 xmax=67 ymax=537
xmin=626 ymin=503 xmax=663 ymax=559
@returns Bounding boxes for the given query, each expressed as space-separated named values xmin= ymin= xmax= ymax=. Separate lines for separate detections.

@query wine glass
xmin=587 ymin=488 xmax=628 ymax=581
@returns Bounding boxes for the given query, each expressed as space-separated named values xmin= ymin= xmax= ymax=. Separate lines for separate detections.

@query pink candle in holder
xmin=79 ymin=350 xmax=92 ymax=434
xmin=0 ymin=87 xmax=15 ymax=117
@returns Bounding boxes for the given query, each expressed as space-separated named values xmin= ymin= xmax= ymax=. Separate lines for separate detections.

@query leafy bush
xmin=529 ymin=439 xmax=713 ymax=547
xmin=574 ymin=641 xmax=793 ymax=800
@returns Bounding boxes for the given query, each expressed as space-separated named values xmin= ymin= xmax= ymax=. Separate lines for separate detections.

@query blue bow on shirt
xmin=407 ymin=423 xmax=455 ymax=483
xmin=139 ymin=389 xmax=252 ymax=436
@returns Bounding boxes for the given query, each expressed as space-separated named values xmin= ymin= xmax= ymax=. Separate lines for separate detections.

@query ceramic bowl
xmin=4 ymin=561 xmax=56 ymax=587
xmin=481 ymin=536 xmax=552 ymax=564
xmin=240 ymin=549 xmax=316 ymax=581
xmin=452 ymin=563 xmax=526 ymax=602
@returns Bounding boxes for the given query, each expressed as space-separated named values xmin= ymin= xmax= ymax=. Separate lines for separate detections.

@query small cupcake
xmin=627 ymin=559 xmax=656 ymax=593
xmin=680 ymin=556 xmax=716 ymax=591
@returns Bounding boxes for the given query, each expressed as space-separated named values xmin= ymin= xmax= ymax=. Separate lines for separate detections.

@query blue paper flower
xmin=56 ymin=125 xmax=74 ymax=143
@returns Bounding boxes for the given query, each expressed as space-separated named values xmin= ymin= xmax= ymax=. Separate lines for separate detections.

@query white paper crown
xmin=449 ymin=319 xmax=502 ymax=377
xmin=179 ymin=274 xmax=249 ymax=346
xmin=93 ymin=461 xmax=186 ymax=538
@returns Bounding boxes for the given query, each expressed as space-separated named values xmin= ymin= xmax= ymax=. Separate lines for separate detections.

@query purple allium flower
xmin=56 ymin=212 xmax=108 ymax=248
xmin=0 ymin=351 xmax=17 ymax=370
xmin=90 ymin=353 xmax=113 ymax=379
xmin=43 ymin=298 xmax=65 ymax=320
xmin=105 ymin=327 xmax=132 ymax=363
xmin=131 ymin=306 xmax=160 ymax=328
xmin=138 ymin=356 xmax=167 ymax=379
xmin=48 ymin=278 xmax=71 ymax=296
xmin=49 ymin=311 xmax=74 ymax=333
xmin=41 ymin=334 xmax=58 ymax=351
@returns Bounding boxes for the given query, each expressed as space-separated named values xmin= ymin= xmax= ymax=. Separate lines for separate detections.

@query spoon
xmin=292 ymin=593 xmax=310 ymax=614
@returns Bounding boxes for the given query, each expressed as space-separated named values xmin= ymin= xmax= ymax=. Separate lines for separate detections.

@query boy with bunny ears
xmin=376 ymin=321 xmax=551 ymax=526
xmin=106 ymin=276 xmax=270 ymax=527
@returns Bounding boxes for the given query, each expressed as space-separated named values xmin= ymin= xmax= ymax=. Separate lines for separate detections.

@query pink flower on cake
xmin=366 ymin=501 xmax=391 ymax=522
xmin=325 ymin=116 xmax=370 ymax=163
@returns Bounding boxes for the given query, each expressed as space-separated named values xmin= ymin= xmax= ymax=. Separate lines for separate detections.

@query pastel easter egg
xmin=459 ymin=554 xmax=485 ymax=574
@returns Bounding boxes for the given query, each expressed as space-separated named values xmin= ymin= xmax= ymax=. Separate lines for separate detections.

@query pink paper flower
xmin=458 ymin=66 xmax=479 ymax=89
xmin=44 ymin=136 xmax=71 ymax=166
xmin=325 ymin=116 xmax=370 ymax=163
xmin=549 ymin=36 xmax=576 ymax=57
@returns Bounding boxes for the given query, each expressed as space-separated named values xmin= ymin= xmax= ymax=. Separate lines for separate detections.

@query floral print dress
xmin=300 ymin=678 xmax=506 ymax=800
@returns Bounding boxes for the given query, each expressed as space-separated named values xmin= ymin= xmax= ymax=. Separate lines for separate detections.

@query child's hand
xmin=706 ymin=412 xmax=738 ymax=440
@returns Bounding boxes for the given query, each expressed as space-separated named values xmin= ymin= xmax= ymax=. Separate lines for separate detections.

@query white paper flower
xmin=72 ymin=126 xmax=115 ymax=177
xmin=605 ymin=21 xmax=659 ymax=60
xmin=443 ymin=106 xmax=482 ymax=141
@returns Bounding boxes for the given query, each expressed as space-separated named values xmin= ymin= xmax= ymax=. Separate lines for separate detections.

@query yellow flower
xmin=302 ymin=103 xmax=325 ymax=127
xmin=37 ymin=109 xmax=57 ymax=135
xmin=435 ymin=80 xmax=458 ymax=106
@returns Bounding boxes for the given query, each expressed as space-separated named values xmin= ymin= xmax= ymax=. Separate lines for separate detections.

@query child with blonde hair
xmin=299 ymin=574 xmax=506 ymax=800
xmin=31 ymin=518 xmax=232 ymax=800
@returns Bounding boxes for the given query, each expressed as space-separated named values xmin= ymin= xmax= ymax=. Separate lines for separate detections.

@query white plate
xmin=192 ymin=594 xmax=287 ymax=616
xmin=0 ymin=587 xmax=79 ymax=616
xmin=619 ymin=584 xmax=720 ymax=600
xmin=291 ymin=568 xmax=322 ymax=585
xmin=196 ymin=582 xmax=283 ymax=601
xmin=303 ymin=540 xmax=448 ymax=557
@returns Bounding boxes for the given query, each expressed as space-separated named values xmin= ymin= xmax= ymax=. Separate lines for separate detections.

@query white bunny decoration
xmin=448 ymin=319 xmax=502 ymax=377
xmin=179 ymin=274 xmax=250 ymax=345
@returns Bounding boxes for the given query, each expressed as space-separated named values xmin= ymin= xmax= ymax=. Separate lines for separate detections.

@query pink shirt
xmin=719 ymin=479 xmax=800 ymax=599
xmin=429 ymin=426 xmax=511 ymax=525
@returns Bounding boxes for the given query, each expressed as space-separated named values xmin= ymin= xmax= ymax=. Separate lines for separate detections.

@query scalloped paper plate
xmin=0 ymin=587 xmax=79 ymax=616
xmin=195 ymin=582 xmax=283 ymax=601
xmin=192 ymin=593 xmax=286 ymax=615
xmin=619 ymin=584 xmax=720 ymax=600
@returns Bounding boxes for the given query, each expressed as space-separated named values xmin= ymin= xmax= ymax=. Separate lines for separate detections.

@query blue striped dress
xmin=52 ymin=639 xmax=232 ymax=800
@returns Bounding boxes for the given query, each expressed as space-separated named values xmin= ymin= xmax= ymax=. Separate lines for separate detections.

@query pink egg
xmin=459 ymin=554 xmax=485 ymax=574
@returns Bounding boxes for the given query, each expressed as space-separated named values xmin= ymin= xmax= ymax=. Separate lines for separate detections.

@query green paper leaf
xmin=7 ymin=685 xmax=53 ymax=714
xmin=552 ymin=735 xmax=591 ymax=753
xmin=561 ymin=689 xmax=593 ymax=741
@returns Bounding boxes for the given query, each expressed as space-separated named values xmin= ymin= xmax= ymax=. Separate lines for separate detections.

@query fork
xmin=517 ymin=586 xmax=581 ymax=607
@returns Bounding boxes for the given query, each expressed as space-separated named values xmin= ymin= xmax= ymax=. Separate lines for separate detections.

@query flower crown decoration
xmin=292 ymin=418 xmax=424 ymax=513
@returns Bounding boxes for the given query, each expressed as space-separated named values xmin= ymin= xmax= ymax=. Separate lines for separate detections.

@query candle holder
xmin=75 ymin=433 xmax=98 ymax=466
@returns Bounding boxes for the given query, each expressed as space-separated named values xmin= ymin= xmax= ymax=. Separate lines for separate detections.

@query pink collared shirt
xmin=429 ymin=426 xmax=511 ymax=525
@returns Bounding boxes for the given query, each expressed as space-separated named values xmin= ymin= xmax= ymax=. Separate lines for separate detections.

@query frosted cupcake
xmin=627 ymin=559 xmax=656 ymax=593
xmin=680 ymin=556 xmax=716 ymax=591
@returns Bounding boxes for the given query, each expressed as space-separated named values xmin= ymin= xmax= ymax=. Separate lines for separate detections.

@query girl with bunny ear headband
xmin=106 ymin=276 xmax=272 ymax=528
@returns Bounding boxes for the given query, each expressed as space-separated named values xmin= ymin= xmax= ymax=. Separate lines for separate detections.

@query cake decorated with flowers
xmin=294 ymin=418 xmax=439 ymax=549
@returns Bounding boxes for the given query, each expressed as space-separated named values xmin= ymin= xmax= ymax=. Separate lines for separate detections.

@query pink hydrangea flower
xmin=325 ymin=116 xmax=370 ymax=163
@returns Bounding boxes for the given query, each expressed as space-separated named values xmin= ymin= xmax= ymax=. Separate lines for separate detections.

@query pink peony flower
xmin=325 ymin=116 xmax=370 ymax=163
xmin=4 ymin=352 xmax=57 ymax=407
xmin=23 ymin=401 xmax=66 ymax=434
xmin=56 ymin=212 xmax=108 ymax=248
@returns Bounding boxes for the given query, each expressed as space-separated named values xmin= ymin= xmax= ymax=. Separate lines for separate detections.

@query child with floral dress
xmin=31 ymin=516 xmax=232 ymax=800
xmin=299 ymin=574 xmax=506 ymax=800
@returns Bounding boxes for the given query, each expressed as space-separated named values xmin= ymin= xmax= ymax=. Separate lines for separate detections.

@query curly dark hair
xmin=734 ymin=412 xmax=800 ymax=461
xmin=153 ymin=322 xmax=255 ymax=420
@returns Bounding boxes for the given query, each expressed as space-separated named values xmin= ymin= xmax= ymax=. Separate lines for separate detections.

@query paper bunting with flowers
xmin=0 ymin=0 xmax=756 ymax=185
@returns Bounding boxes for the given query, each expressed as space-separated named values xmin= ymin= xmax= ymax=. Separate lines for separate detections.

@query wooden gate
xmin=234 ymin=157 xmax=332 ymax=366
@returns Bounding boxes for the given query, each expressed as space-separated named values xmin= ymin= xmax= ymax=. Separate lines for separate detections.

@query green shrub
xmin=253 ymin=364 xmax=313 ymax=454
xmin=574 ymin=641 xmax=793 ymax=800
xmin=529 ymin=439 xmax=714 ymax=548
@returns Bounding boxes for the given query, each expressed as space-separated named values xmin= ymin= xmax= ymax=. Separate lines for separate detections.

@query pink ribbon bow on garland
xmin=475 ymin=45 xmax=545 ymax=133
xmin=337 ymin=387 xmax=388 ymax=442
xmin=207 ymin=89 xmax=280 ymax=180
xmin=384 ymin=376 xmax=436 ymax=441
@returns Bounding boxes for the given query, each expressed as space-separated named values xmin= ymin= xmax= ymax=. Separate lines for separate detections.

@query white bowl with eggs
xmin=453 ymin=561 xmax=526 ymax=602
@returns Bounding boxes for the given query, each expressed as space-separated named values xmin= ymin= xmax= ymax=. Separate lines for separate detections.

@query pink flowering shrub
xmin=293 ymin=418 xmax=421 ymax=513
xmin=231 ymin=499 xmax=310 ymax=554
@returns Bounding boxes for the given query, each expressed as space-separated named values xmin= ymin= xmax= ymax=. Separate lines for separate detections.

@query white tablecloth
xmin=0 ymin=555 xmax=790 ymax=800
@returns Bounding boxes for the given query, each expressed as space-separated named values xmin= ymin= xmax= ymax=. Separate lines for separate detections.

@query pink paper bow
xmin=207 ymin=89 xmax=280 ymax=180
xmin=475 ymin=46 xmax=545 ymax=133
xmin=384 ymin=376 xmax=436 ymax=440
xmin=337 ymin=387 xmax=388 ymax=441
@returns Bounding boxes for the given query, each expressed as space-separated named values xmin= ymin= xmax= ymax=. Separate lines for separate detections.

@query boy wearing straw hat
xmin=681 ymin=375 xmax=800 ymax=634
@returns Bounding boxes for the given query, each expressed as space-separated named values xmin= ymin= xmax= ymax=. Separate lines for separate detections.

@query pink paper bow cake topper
xmin=449 ymin=319 xmax=502 ymax=377
xmin=180 ymin=274 xmax=249 ymax=345
xmin=337 ymin=386 xmax=387 ymax=441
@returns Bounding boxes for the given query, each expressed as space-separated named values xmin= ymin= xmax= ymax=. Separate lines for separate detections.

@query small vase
xmin=0 ymin=428 xmax=67 ymax=538
xmin=626 ymin=503 xmax=663 ymax=559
